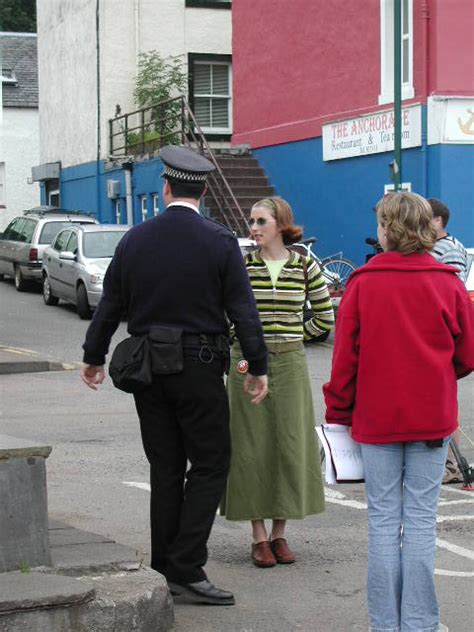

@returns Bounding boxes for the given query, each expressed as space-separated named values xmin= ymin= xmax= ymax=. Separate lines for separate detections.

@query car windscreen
xmin=39 ymin=221 xmax=93 ymax=244
xmin=83 ymin=231 xmax=126 ymax=258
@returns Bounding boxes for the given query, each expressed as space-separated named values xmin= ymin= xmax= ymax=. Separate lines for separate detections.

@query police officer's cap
xmin=159 ymin=145 xmax=215 ymax=183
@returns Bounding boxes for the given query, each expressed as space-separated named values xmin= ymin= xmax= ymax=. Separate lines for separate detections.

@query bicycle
xmin=291 ymin=237 xmax=357 ymax=342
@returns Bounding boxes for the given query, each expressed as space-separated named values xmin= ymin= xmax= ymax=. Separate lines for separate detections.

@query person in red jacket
xmin=324 ymin=192 xmax=473 ymax=632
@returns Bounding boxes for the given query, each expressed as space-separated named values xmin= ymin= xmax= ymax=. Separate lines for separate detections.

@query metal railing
xmin=109 ymin=96 xmax=249 ymax=235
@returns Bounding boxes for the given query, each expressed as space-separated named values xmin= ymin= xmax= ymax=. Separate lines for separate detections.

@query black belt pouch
xmin=109 ymin=336 xmax=152 ymax=393
xmin=148 ymin=325 xmax=184 ymax=375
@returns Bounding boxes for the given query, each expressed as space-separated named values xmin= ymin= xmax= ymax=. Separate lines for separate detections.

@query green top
xmin=244 ymin=249 xmax=335 ymax=343
xmin=262 ymin=258 xmax=287 ymax=286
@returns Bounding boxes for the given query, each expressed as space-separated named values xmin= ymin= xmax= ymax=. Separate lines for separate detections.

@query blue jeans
xmin=360 ymin=439 xmax=450 ymax=632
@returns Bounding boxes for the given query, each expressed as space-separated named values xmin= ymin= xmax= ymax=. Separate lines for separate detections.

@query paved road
xmin=1 ymin=278 xmax=473 ymax=631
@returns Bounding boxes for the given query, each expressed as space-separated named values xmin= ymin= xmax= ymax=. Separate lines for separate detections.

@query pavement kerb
xmin=0 ymin=521 xmax=174 ymax=632
xmin=0 ymin=346 xmax=80 ymax=375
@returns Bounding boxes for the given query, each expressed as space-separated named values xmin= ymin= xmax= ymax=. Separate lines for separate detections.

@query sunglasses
xmin=249 ymin=218 xmax=270 ymax=226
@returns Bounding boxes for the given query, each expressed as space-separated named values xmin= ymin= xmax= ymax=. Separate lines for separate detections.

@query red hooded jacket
xmin=324 ymin=251 xmax=474 ymax=444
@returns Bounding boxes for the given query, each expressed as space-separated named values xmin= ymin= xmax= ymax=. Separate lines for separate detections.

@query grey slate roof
xmin=1 ymin=33 xmax=38 ymax=108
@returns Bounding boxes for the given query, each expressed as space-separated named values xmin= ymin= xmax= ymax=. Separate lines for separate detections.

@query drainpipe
xmin=393 ymin=0 xmax=402 ymax=190
xmin=96 ymin=0 xmax=102 ymax=219
xmin=123 ymin=161 xmax=134 ymax=225
xmin=420 ymin=1 xmax=430 ymax=197
xmin=134 ymin=0 xmax=140 ymax=67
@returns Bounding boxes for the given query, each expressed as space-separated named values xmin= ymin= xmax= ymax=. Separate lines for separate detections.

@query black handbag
xmin=108 ymin=336 xmax=152 ymax=393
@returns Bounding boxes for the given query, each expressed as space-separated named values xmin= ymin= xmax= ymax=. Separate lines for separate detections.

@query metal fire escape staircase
xmin=109 ymin=96 xmax=274 ymax=236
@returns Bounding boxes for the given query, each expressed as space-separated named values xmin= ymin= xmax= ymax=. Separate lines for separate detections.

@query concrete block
xmin=0 ymin=435 xmax=52 ymax=572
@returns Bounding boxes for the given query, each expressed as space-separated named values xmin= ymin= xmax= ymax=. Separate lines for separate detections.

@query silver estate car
xmin=0 ymin=207 xmax=97 ymax=291
xmin=42 ymin=224 xmax=130 ymax=319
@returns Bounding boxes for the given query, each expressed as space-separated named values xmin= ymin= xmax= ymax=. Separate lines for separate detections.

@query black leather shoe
xmin=167 ymin=579 xmax=235 ymax=605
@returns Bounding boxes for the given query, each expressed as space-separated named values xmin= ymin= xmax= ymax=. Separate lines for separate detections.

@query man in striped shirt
xmin=429 ymin=197 xmax=468 ymax=485
xmin=429 ymin=198 xmax=468 ymax=282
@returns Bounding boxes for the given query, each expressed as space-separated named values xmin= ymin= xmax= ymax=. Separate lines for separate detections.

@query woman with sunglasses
xmin=221 ymin=196 xmax=335 ymax=567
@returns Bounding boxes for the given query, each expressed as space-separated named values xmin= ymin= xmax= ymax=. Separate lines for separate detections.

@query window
xmin=20 ymin=219 xmax=36 ymax=244
xmin=1 ymin=69 xmax=17 ymax=85
xmin=3 ymin=218 xmax=24 ymax=240
xmin=48 ymin=189 xmax=60 ymax=207
xmin=39 ymin=222 xmax=73 ymax=244
xmin=66 ymin=232 xmax=78 ymax=255
xmin=52 ymin=230 xmax=71 ymax=252
xmin=141 ymin=195 xmax=148 ymax=222
xmin=153 ymin=194 xmax=160 ymax=216
xmin=379 ymin=0 xmax=414 ymax=105
xmin=186 ymin=1 xmax=231 ymax=8
xmin=189 ymin=55 xmax=232 ymax=135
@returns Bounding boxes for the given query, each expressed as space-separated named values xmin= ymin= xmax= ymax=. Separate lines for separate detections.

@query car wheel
xmin=43 ymin=275 xmax=59 ymax=306
xmin=76 ymin=283 xmax=92 ymax=320
xmin=14 ymin=265 xmax=29 ymax=292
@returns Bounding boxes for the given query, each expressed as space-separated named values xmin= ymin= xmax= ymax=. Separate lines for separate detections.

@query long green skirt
xmin=221 ymin=344 xmax=325 ymax=520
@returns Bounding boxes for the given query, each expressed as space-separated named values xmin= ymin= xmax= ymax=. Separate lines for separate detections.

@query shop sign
xmin=428 ymin=98 xmax=474 ymax=144
xmin=322 ymin=104 xmax=422 ymax=161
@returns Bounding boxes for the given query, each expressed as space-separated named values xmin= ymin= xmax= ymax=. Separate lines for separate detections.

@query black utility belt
xmin=109 ymin=327 xmax=229 ymax=394
xmin=182 ymin=332 xmax=229 ymax=351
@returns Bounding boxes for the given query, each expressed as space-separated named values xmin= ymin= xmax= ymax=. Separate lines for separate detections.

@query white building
xmin=0 ymin=33 xmax=40 ymax=230
xmin=34 ymin=0 xmax=233 ymax=221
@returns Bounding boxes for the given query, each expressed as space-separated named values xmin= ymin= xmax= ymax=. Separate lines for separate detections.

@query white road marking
xmin=123 ymin=481 xmax=151 ymax=492
xmin=436 ymin=515 xmax=474 ymax=523
xmin=441 ymin=486 xmax=474 ymax=497
xmin=324 ymin=487 xmax=367 ymax=509
xmin=436 ymin=538 xmax=474 ymax=561
xmin=434 ymin=569 xmax=474 ymax=577
xmin=438 ymin=499 xmax=474 ymax=506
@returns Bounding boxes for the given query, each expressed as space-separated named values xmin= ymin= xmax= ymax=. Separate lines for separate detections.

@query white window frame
xmin=141 ymin=195 xmax=148 ymax=222
xmin=193 ymin=61 xmax=232 ymax=134
xmin=115 ymin=199 xmax=121 ymax=224
xmin=48 ymin=188 xmax=60 ymax=206
xmin=379 ymin=0 xmax=414 ymax=105
xmin=153 ymin=194 xmax=160 ymax=216
xmin=1 ymin=69 xmax=17 ymax=85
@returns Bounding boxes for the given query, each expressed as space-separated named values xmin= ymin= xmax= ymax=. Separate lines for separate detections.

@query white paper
xmin=316 ymin=424 xmax=364 ymax=484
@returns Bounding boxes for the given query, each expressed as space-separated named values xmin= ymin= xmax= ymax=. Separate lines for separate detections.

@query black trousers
xmin=133 ymin=354 xmax=230 ymax=584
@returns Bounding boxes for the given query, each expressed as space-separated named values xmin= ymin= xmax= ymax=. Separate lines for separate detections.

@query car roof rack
xmin=23 ymin=206 xmax=95 ymax=218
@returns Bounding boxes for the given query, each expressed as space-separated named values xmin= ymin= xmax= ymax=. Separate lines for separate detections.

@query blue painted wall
xmin=254 ymin=107 xmax=473 ymax=264
xmin=56 ymin=158 xmax=166 ymax=225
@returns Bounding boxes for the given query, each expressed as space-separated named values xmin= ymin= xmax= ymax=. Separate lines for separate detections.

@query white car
xmin=42 ymin=224 xmax=130 ymax=319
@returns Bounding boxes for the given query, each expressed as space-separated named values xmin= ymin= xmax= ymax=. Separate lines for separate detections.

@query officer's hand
xmin=80 ymin=364 xmax=105 ymax=390
xmin=243 ymin=374 xmax=268 ymax=405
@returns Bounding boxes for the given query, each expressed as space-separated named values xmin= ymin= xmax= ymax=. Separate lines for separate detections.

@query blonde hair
xmin=251 ymin=197 xmax=303 ymax=245
xmin=376 ymin=192 xmax=436 ymax=254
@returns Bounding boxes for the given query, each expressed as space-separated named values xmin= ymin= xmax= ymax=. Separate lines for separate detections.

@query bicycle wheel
xmin=321 ymin=257 xmax=357 ymax=288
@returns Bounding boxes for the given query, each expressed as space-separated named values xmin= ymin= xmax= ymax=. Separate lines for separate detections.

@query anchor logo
xmin=457 ymin=109 xmax=474 ymax=135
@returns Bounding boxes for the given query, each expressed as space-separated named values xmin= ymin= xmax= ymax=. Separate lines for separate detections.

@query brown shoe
xmin=271 ymin=538 xmax=295 ymax=564
xmin=251 ymin=541 xmax=277 ymax=567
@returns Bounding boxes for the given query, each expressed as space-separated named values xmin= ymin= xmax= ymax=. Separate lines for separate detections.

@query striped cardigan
xmin=243 ymin=249 xmax=335 ymax=344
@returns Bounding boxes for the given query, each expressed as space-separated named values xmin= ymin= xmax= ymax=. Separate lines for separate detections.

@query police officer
xmin=80 ymin=145 xmax=268 ymax=606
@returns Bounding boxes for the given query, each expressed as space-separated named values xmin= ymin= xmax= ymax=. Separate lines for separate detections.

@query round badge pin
xmin=236 ymin=359 xmax=249 ymax=374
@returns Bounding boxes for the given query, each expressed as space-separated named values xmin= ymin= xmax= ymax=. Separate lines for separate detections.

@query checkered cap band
xmin=163 ymin=165 xmax=209 ymax=182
